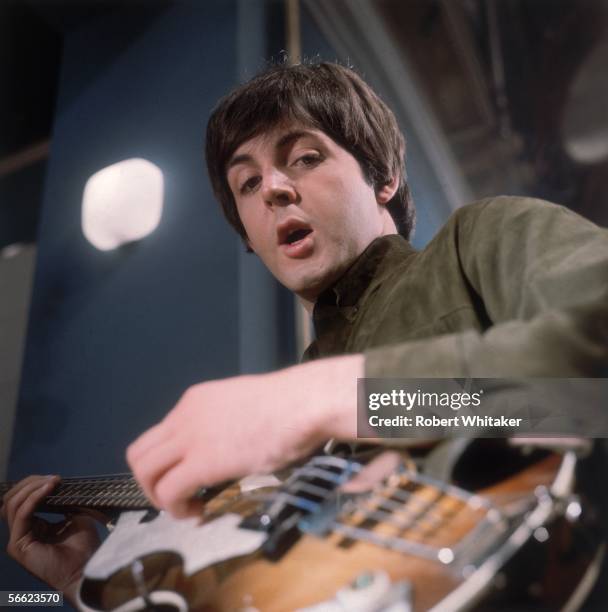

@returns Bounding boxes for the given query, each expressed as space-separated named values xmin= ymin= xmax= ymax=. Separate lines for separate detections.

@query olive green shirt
xmin=304 ymin=196 xmax=608 ymax=377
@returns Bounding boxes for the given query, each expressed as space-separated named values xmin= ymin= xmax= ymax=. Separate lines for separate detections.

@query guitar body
xmin=75 ymin=443 xmax=604 ymax=612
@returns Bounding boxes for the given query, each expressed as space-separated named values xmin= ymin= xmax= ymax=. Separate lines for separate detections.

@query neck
xmin=299 ymin=224 xmax=399 ymax=315
xmin=298 ymin=295 xmax=315 ymax=314
xmin=0 ymin=474 xmax=152 ymax=515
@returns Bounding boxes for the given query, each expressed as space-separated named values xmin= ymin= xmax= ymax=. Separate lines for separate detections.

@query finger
xmin=57 ymin=514 xmax=101 ymax=545
xmin=129 ymin=439 xmax=183 ymax=508
xmin=75 ymin=508 xmax=112 ymax=526
xmin=1 ymin=475 xmax=48 ymax=519
xmin=68 ymin=513 xmax=99 ymax=532
xmin=126 ymin=422 xmax=171 ymax=464
xmin=3 ymin=476 xmax=57 ymax=527
xmin=9 ymin=478 xmax=57 ymax=544
xmin=30 ymin=516 xmax=51 ymax=540
xmin=154 ymin=461 xmax=207 ymax=519
xmin=340 ymin=451 xmax=402 ymax=493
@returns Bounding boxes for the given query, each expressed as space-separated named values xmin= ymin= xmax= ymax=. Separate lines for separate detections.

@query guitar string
xmin=334 ymin=479 xmax=498 ymax=557
xmin=5 ymin=466 xmax=497 ymax=564
xmin=334 ymin=481 xmax=462 ymax=546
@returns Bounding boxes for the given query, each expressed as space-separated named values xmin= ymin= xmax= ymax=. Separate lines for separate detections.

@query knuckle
xmin=127 ymin=448 xmax=146 ymax=471
xmin=180 ymin=386 xmax=196 ymax=402
xmin=181 ymin=382 xmax=207 ymax=404
xmin=155 ymin=482 xmax=187 ymax=518
xmin=175 ymin=392 xmax=192 ymax=413
xmin=125 ymin=445 xmax=136 ymax=465
xmin=154 ymin=486 xmax=171 ymax=511
xmin=170 ymin=505 xmax=187 ymax=519
xmin=4 ymin=496 xmax=16 ymax=516
xmin=157 ymin=495 xmax=173 ymax=513
xmin=14 ymin=500 xmax=32 ymax=520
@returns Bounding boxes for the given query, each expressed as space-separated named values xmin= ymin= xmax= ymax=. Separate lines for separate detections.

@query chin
xmin=284 ymin=267 xmax=338 ymax=302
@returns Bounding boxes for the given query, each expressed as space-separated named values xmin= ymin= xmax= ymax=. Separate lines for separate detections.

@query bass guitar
xmin=2 ymin=440 xmax=604 ymax=611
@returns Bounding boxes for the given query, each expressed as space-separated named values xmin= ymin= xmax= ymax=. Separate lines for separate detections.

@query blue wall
xmin=2 ymin=0 xmax=244 ymax=597
xmin=10 ymin=0 xmax=240 ymax=478
xmin=1 ymin=0 xmax=453 ymax=598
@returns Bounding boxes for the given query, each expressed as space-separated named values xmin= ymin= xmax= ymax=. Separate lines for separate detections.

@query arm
xmin=127 ymin=354 xmax=363 ymax=517
xmin=365 ymin=197 xmax=608 ymax=378
xmin=128 ymin=198 xmax=608 ymax=516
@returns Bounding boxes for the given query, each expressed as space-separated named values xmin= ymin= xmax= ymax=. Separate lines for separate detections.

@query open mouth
xmin=277 ymin=223 xmax=314 ymax=258
xmin=285 ymin=228 xmax=313 ymax=245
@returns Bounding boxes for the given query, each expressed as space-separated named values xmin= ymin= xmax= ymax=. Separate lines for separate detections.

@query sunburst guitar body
xmin=4 ymin=440 xmax=602 ymax=611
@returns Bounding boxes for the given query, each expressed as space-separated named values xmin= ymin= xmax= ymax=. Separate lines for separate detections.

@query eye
xmin=240 ymin=176 xmax=261 ymax=194
xmin=293 ymin=153 xmax=323 ymax=168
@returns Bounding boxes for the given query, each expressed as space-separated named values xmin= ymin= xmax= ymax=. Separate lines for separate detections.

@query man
xmin=3 ymin=61 xmax=608 ymax=604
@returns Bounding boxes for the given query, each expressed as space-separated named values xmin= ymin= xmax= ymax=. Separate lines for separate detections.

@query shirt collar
xmin=316 ymin=234 xmax=416 ymax=309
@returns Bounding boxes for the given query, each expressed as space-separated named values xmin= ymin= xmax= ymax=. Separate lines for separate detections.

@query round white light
xmin=82 ymin=158 xmax=164 ymax=251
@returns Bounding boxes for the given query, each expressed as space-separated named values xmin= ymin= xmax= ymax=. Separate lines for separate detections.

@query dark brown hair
xmin=205 ymin=61 xmax=415 ymax=243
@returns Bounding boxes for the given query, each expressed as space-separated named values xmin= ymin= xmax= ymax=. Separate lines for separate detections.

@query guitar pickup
xmin=239 ymin=456 xmax=362 ymax=559
xmin=298 ymin=491 xmax=360 ymax=536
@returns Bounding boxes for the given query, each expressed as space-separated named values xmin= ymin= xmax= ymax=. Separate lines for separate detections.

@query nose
xmin=261 ymin=169 xmax=297 ymax=208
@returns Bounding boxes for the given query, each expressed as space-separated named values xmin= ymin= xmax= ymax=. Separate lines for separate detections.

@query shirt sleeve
xmin=364 ymin=197 xmax=608 ymax=377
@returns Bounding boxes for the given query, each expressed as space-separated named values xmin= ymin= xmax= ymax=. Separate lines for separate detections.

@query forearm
xmin=365 ymin=298 xmax=608 ymax=378
xmin=279 ymin=353 xmax=363 ymax=441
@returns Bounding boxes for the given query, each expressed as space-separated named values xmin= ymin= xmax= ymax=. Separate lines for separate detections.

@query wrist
xmin=61 ymin=572 xmax=83 ymax=608
xmin=294 ymin=354 xmax=364 ymax=443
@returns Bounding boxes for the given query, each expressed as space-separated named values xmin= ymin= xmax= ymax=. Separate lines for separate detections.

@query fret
xmin=1 ymin=473 xmax=152 ymax=513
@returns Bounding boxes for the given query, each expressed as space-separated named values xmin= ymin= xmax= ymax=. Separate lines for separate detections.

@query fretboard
xmin=0 ymin=474 xmax=152 ymax=514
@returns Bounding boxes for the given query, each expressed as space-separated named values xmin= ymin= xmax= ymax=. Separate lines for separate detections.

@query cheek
xmin=323 ymin=178 xmax=370 ymax=230
xmin=314 ymin=175 xmax=354 ymax=221
xmin=240 ymin=212 xmax=275 ymax=261
xmin=238 ymin=205 xmax=262 ymax=240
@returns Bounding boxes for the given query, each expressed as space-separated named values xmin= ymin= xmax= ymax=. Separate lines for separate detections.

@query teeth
xmin=286 ymin=229 xmax=311 ymax=244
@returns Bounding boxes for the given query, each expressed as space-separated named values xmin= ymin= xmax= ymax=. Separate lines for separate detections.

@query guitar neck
xmin=0 ymin=474 xmax=153 ymax=514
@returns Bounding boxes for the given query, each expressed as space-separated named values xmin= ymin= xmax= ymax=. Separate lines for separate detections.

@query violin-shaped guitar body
xmin=70 ymin=442 xmax=604 ymax=612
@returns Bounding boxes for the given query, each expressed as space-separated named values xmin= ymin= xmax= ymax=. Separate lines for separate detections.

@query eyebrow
xmin=226 ymin=130 xmax=317 ymax=171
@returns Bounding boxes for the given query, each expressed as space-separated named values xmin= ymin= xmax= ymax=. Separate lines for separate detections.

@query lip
xmin=276 ymin=218 xmax=314 ymax=259
xmin=277 ymin=218 xmax=312 ymax=245
xmin=280 ymin=231 xmax=314 ymax=258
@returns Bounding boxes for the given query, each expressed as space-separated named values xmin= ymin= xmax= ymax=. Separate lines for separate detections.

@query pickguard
xmin=84 ymin=511 xmax=267 ymax=580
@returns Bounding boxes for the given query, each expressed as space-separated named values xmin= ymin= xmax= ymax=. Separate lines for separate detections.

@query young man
xmin=126 ymin=61 xmax=608 ymax=517
xmin=3 ymin=62 xmax=608 ymax=602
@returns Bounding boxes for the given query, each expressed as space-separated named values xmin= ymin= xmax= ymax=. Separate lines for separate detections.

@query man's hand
xmin=1 ymin=475 xmax=102 ymax=605
xmin=127 ymin=354 xmax=363 ymax=518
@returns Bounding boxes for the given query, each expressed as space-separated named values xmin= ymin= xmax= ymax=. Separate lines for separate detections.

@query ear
xmin=375 ymin=175 xmax=399 ymax=206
